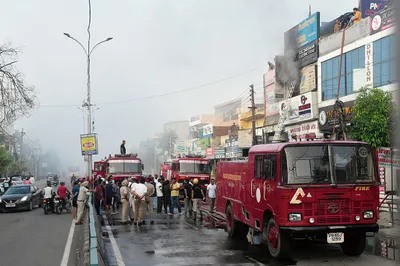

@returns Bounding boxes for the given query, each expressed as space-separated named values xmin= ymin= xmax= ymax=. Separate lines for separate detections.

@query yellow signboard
xmin=239 ymin=118 xmax=265 ymax=130
xmin=80 ymin=134 xmax=98 ymax=155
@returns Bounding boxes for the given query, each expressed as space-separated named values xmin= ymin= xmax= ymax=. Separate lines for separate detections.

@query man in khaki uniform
xmin=120 ymin=179 xmax=130 ymax=224
xmin=131 ymin=177 xmax=147 ymax=226
xmin=145 ymin=178 xmax=155 ymax=224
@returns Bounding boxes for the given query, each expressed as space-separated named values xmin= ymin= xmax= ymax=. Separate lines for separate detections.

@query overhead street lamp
xmin=63 ymin=31 xmax=112 ymax=181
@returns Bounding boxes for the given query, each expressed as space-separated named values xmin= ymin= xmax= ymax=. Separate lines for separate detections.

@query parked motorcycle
xmin=43 ymin=194 xmax=62 ymax=214
xmin=58 ymin=193 xmax=72 ymax=214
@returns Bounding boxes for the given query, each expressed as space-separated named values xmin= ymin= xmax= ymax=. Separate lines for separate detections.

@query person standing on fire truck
xmin=191 ymin=178 xmax=205 ymax=221
xmin=120 ymin=140 xmax=126 ymax=155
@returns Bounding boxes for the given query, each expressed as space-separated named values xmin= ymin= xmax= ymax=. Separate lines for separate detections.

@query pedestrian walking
xmin=169 ymin=178 xmax=182 ymax=215
xmin=120 ymin=179 xmax=130 ymax=225
xmin=145 ymin=178 xmax=155 ymax=224
xmin=207 ymin=179 xmax=216 ymax=212
xmin=76 ymin=181 xmax=93 ymax=225
xmin=156 ymin=177 xmax=163 ymax=213
xmin=131 ymin=177 xmax=147 ymax=225
xmin=184 ymin=178 xmax=193 ymax=216
xmin=191 ymin=178 xmax=205 ymax=221
xmin=163 ymin=180 xmax=171 ymax=214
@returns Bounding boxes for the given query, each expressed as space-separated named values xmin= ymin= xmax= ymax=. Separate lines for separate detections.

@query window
xmin=373 ymin=34 xmax=396 ymax=88
xmin=172 ymin=163 xmax=178 ymax=171
xmin=321 ymin=46 xmax=365 ymax=101
xmin=254 ymin=155 xmax=263 ymax=179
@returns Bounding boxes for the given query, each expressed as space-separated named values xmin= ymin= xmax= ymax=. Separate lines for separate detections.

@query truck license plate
xmin=327 ymin=232 xmax=344 ymax=243
xmin=6 ymin=203 xmax=16 ymax=207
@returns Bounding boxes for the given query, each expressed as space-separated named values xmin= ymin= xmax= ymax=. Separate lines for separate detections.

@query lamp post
xmin=63 ymin=29 xmax=112 ymax=180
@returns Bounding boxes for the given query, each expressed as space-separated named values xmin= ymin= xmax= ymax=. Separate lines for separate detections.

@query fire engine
xmin=160 ymin=160 xmax=172 ymax=180
xmin=216 ymin=140 xmax=379 ymax=258
xmin=93 ymin=153 xmax=144 ymax=182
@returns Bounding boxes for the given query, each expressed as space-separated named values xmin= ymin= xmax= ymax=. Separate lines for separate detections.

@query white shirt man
xmin=29 ymin=176 xmax=35 ymax=184
xmin=156 ymin=180 xmax=163 ymax=197
xmin=44 ymin=186 xmax=53 ymax=199
xmin=207 ymin=181 xmax=217 ymax=212
xmin=132 ymin=183 xmax=147 ymax=201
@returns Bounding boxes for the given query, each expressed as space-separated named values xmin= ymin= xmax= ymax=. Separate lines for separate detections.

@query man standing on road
xmin=163 ymin=180 xmax=171 ymax=214
xmin=151 ymin=175 xmax=158 ymax=210
xmin=131 ymin=177 xmax=147 ymax=226
xmin=156 ymin=177 xmax=163 ymax=213
xmin=207 ymin=179 xmax=216 ymax=212
xmin=105 ymin=178 xmax=114 ymax=215
xmin=120 ymin=140 xmax=126 ymax=155
xmin=29 ymin=175 xmax=35 ymax=184
xmin=191 ymin=178 xmax=205 ymax=221
xmin=76 ymin=181 xmax=93 ymax=225
xmin=120 ymin=179 xmax=130 ymax=225
xmin=170 ymin=178 xmax=182 ymax=215
xmin=145 ymin=178 xmax=155 ymax=224
xmin=184 ymin=178 xmax=193 ymax=216
xmin=71 ymin=181 xmax=79 ymax=220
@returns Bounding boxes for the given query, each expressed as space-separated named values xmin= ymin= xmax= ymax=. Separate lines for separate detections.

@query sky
xmin=0 ymin=0 xmax=357 ymax=170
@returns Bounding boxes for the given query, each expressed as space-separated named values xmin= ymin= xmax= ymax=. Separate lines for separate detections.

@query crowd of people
xmin=92 ymin=174 xmax=217 ymax=225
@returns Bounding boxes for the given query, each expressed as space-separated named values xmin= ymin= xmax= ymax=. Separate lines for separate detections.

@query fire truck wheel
xmin=263 ymin=218 xmax=289 ymax=259
xmin=225 ymin=204 xmax=248 ymax=238
xmin=340 ymin=233 xmax=366 ymax=256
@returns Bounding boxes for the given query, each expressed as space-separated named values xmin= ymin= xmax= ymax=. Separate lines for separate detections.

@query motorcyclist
xmin=44 ymin=181 xmax=55 ymax=210
xmin=57 ymin=182 xmax=71 ymax=209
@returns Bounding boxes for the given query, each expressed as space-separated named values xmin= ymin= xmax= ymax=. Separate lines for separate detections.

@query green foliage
xmin=7 ymin=160 xmax=27 ymax=175
xmin=0 ymin=147 xmax=12 ymax=173
xmin=350 ymin=87 xmax=397 ymax=148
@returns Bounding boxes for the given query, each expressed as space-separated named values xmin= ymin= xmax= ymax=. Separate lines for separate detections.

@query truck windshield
xmin=107 ymin=160 xmax=141 ymax=174
xmin=282 ymin=144 xmax=375 ymax=185
xmin=179 ymin=161 xmax=211 ymax=174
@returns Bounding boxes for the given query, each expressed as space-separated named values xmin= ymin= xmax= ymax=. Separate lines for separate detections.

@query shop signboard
xmin=189 ymin=115 xmax=201 ymax=126
xmin=370 ymin=5 xmax=395 ymax=35
xmin=318 ymin=100 xmax=356 ymax=132
xmin=284 ymin=120 xmax=320 ymax=141
xmin=214 ymin=148 xmax=226 ymax=159
xmin=299 ymin=64 xmax=317 ymax=94
xmin=279 ymin=91 xmax=317 ymax=125
xmin=361 ymin=0 xmax=390 ymax=18
xmin=205 ymin=147 xmax=214 ymax=158
xmin=225 ymin=138 xmax=241 ymax=158
xmin=174 ymin=140 xmax=187 ymax=153
xmin=296 ymin=40 xmax=319 ymax=68
xmin=284 ymin=12 xmax=320 ymax=52
xmin=377 ymin=147 xmax=400 ymax=193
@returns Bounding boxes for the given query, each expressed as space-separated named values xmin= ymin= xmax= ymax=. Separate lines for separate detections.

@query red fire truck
xmin=93 ymin=153 xmax=144 ymax=182
xmin=160 ymin=160 xmax=172 ymax=179
xmin=216 ymin=140 xmax=379 ymax=258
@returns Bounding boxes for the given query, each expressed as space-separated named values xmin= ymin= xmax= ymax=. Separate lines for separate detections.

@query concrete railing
xmin=88 ymin=194 xmax=105 ymax=266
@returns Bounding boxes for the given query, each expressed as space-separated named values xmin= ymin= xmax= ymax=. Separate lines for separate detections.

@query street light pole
xmin=63 ymin=0 xmax=113 ymax=181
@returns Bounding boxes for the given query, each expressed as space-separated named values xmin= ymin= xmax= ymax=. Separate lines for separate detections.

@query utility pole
xmin=20 ymin=129 xmax=24 ymax=162
xmin=64 ymin=0 xmax=113 ymax=180
xmin=249 ymin=84 xmax=257 ymax=146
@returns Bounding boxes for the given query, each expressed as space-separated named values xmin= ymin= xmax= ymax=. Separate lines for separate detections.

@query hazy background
xmin=0 ymin=0 xmax=357 ymax=170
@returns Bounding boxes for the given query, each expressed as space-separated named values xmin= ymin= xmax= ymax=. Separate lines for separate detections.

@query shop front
xmin=318 ymin=100 xmax=355 ymax=138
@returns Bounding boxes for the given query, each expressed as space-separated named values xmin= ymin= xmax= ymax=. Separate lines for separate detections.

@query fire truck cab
xmin=93 ymin=153 xmax=144 ymax=182
xmin=216 ymin=140 xmax=379 ymax=258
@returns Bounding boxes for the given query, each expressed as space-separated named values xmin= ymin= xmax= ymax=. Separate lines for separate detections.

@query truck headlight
xmin=363 ymin=211 xmax=374 ymax=219
xmin=288 ymin=213 xmax=302 ymax=222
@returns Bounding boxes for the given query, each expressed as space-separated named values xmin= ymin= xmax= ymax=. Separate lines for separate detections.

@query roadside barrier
xmin=88 ymin=194 xmax=105 ymax=266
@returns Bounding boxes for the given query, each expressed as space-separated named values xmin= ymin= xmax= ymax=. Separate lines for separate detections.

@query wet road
xmin=0 ymin=179 xmax=80 ymax=266
xmin=103 ymin=213 xmax=397 ymax=266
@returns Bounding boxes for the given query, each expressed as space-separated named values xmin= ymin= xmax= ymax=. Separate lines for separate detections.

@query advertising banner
xmin=296 ymin=40 xmax=319 ymax=68
xmin=370 ymin=5 xmax=395 ymax=35
xmin=174 ymin=140 xmax=187 ymax=153
xmin=205 ymin=147 xmax=214 ymax=158
xmin=377 ymin=147 xmax=400 ymax=193
xmin=225 ymin=138 xmax=241 ymax=158
xmin=284 ymin=12 xmax=320 ymax=53
xmin=361 ymin=0 xmax=391 ymax=18
xmin=299 ymin=64 xmax=317 ymax=94
xmin=214 ymin=148 xmax=226 ymax=159
xmin=365 ymin=43 xmax=374 ymax=88
xmin=264 ymin=69 xmax=284 ymax=126
xmin=202 ymin=124 xmax=213 ymax=138
xmin=80 ymin=134 xmax=98 ymax=156
xmin=284 ymin=120 xmax=319 ymax=141
xmin=279 ymin=91 xmax=317 ymax=125
xmin=318 ymin=101 xmax=355 ymax=132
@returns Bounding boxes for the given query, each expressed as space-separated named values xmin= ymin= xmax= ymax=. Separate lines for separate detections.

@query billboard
xmin=370 ymin=5 xmax=395 ymax=35
xmin=299 ymin=64 xmax=317 ymax=94
xmin=296 ymin=40 xmax=319 ymax=68
xmin=263 ymin=69 xmax=283 ymax=126
xmin=202 ymin=124 xmax=213 ymax=138
xmin=189 ymin=115 xmax=201 ymax=126
xmin=318 ymin=101 xmax=356 ymax=132
xmin=80 ymin=134 xmax=98 ymax=155
xmin=278 ymin=91 xmax=318 ymax=126
xmin=361 ymin=0 xmax=391 ymax=18
xmin=284 ymin=12 xmax=320 ymax=53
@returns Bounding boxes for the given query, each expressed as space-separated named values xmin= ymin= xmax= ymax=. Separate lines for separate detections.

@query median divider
xmin=88 ymin=194 xmax=105 ymax=266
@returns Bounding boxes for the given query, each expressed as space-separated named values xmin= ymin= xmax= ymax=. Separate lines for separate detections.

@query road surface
xmin=103 ymin=213 xmax=397 ymax=266
xmin=0 ymin=179 xmax=81 ymax=266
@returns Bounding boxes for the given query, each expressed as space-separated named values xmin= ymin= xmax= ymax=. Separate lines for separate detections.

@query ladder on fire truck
xmin=272 ymin=79 xmax=297 ymax=142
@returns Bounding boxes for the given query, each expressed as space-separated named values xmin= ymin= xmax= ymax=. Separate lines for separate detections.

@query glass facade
xmin=373 ymin=34 xmax=396 ymax=88
xmin=321 ymin=46 xmax=365 ymax=101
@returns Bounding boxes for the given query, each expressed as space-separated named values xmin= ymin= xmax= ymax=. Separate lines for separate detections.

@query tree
xmin=7 ymin=160 xmax=27 ymax=176
xmin=0 ymin=147 xmax=12 ymax=173
xmin=157 ymin=130 xmax=178 ymax=152
xmin=350 ymin=87 xmax=397 ymax=148
xmin=0 ymin=43 xmax=37 ymax=127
